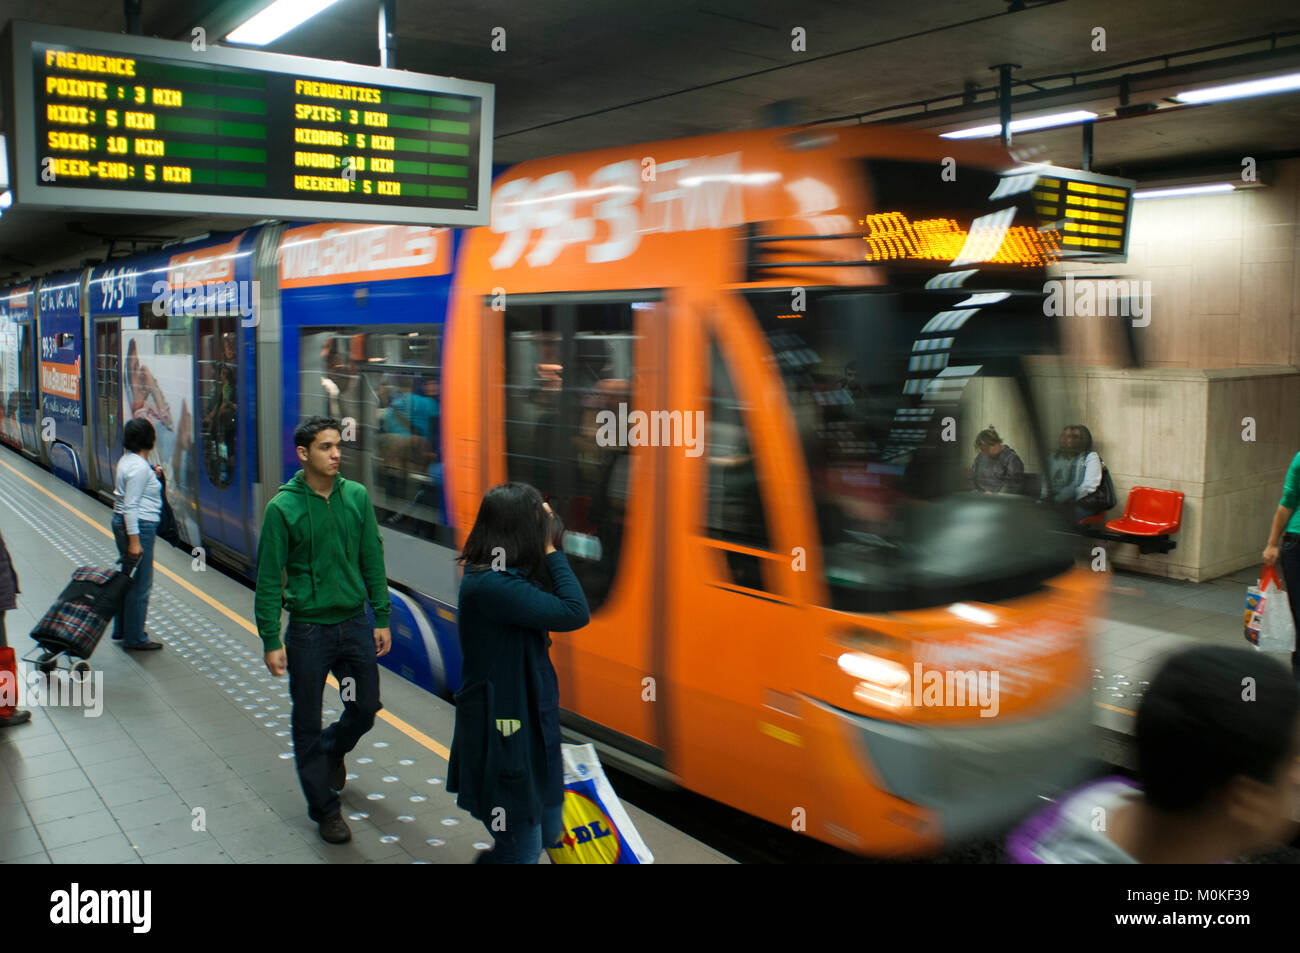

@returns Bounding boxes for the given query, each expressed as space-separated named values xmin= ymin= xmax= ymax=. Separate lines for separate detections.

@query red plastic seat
xmin=1105 ymin=487 xmax=1183 ymax=537
xmin=1077 ymin=512 xmax=1107 ymax=527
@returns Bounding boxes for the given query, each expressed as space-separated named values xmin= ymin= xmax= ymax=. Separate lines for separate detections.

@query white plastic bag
xmin=545 ymin=743 xmax=654 ymax=864
xmin=1255 ymin=567 xmax=1297 ymax=654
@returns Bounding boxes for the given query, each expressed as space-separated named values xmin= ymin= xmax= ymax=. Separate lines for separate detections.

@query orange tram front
xmin=444 ymin=123 xmax=1104 ymax=855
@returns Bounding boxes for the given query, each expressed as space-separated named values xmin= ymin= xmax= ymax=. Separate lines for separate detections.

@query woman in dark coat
xmin=447 ymin=483 xmax=590 ymax=863
xmin=0 ymin=528 xmax=31 ymax=726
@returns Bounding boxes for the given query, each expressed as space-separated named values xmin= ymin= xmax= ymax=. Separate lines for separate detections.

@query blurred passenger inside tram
xmin=1008 ymin=645 xmax=1300 ymax=863
xmin=834 ymin=360 xmax=865 ymax=399
xmin=968 ymin=425 xmax=1025 ymax=495
xmin=320 ymin=345 xmax=364 ymax=483
xmin=376 ymin=374 xmax=437 ymax=524
xmin=411 ymin=376 xmax=444 ymax=527
xmin=320 ymin=347 xmax=349 ymax=421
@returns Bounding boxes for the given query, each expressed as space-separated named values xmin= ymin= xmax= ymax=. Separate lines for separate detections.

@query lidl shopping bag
xmin=1249 ymin=566 xmax=1296 ymax=654
xmin=545 ymin=743 xmax=654 ymax=864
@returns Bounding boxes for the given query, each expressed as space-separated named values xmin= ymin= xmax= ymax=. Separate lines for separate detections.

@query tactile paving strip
xmin=1091 ymin=668 xmax=1149 ymax=706
xmin=0 ymin=475 xmax=483 ymax=862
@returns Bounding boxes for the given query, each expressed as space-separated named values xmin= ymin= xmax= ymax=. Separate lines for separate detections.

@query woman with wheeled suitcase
xmin=112 ymin=418 xmax=165 ymax=651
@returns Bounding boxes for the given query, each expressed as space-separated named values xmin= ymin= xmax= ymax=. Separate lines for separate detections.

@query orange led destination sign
xmin=859 ymin=211 xmax=1063 ymax=267
xmin=859 ymin=168 xmax=1134 ymax=267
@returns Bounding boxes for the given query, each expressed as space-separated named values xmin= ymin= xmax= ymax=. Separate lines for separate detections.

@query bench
xmin=1080 ymin=486 xmax=1184 ymax=554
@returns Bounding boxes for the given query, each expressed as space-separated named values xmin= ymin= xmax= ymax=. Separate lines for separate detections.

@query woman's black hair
xmin=1053 ymin=424 xmax=1094 ymax=459
xmin=458 ymin=482 xmax=551 ymax=581
xmin=1137 ymin=645 xmax=1299 ymax=812
xmin=123 ymin=417 xmax=156 ymax=453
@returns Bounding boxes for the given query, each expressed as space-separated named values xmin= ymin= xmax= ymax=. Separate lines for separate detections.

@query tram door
xmin=16 ymin=320 xmax=38 ymax=457
xmin=499 ymin=293 xmax=664 ymax=753
xmin=91 ymin=318 xmax=123 ymax=494
xmin=664 ymin=298 xmax=812 ymax=826
xmin=196 ymin=314 xmax=251 ymax=560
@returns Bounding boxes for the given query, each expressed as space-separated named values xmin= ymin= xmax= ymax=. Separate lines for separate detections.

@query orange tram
xmin=445 ymin=123 xmax=1103 ymax=855
xmin=1 ymin=122 xmax=1106 ymax=856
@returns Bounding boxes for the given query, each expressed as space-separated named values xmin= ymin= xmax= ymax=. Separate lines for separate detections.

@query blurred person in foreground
xmin=1261 ymin=448 xmax=1300 ymax=679
xmin=1008 ymin=645 xmax=1300 ymax=863
xmin=968 ymin=425 xmax=1025 ymax=495
xmin=448 ymin=483 xmax=590 ymax=864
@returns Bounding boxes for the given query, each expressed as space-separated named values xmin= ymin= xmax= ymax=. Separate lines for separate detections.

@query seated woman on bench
xmin=968 ymin=425 xmax=1025 ymax=495
xmin=1042 ymin=424 xmax=1103 ymax=524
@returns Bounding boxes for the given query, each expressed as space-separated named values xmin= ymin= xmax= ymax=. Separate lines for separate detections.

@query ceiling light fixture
xmin=1174 ymin=72 xmax=1300 ymax=104
xmin=940 ymin=110 xmax=1098 ymax=140
xmin=226 ymin=0 xmax=344 ymax=46
xmin=1132 ymin=183 xmax=1235 ymax=200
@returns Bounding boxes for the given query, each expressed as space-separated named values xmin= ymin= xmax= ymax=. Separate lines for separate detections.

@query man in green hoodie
xmin=255 ymin=416 xmax=392 ymax=844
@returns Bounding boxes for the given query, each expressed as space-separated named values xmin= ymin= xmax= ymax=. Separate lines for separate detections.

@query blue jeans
xmin=285 ymin=612 xmax=382 ymax=822
xmin=111 ymin=515 xmax=157 ymax=647
xmin=483 ymin=802 xmax=565 ymax=864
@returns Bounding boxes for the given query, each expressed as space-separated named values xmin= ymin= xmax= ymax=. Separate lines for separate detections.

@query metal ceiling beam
xmin=813 ymin=39 xmax=1300 ymax=132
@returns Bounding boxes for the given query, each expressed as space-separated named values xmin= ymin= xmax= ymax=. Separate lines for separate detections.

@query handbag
xmin=156 ymin=470 xmax=181 ymax=547
xmin=1078 ymin=460 xmax=1116 ymax=513
xmin=1248 ymin=566 xmax=1296 ymax=653
xmin=545 ymin=743 xmax=654 ymax=864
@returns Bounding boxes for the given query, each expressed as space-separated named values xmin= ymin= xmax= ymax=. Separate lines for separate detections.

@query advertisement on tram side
xmin=38 ymin=276 xmax=84 ymax=438
xmin=122 ymin=320 xmax=199 ymax=545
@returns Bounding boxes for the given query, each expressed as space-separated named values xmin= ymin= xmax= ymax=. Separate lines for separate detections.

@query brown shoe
xmin=319 ymin=814 xmax=352 ymax=844
xmin=124 ymin=640 xmax=164 ymax=652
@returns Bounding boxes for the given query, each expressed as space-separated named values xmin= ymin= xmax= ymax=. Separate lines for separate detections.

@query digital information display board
xmin=4 ymin=21 xmax=493 ymax=225
xmin=1029 ymin=167 xmax=1134 ymax=261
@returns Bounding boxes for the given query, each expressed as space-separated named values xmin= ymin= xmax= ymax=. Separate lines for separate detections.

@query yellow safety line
xmin=0 ymin=457 xmax=451 ymax=760
xmin=1096 ymin=702 xmax=1136 ymax=716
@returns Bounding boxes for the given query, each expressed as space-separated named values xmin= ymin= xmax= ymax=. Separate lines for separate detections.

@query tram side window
xmin=95 ymin=321 xmax=120 ymax=441
xmin=17 ymin=324 xmax=34 ymax=418
xmin=198 ymin=317 xmax=238 ymax=488
xmin=704 ymin=338 xmax=771 ymax=554
xmin=298 ymin=326 xmax=449 ymax=545
xmin=503 ymin=297 xmax=641 ymax=612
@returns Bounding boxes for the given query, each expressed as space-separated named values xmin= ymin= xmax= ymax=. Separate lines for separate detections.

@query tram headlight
xmin=838 ymin=651 xmax=911 ymax=709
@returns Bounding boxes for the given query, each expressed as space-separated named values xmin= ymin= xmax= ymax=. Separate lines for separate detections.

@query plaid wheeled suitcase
xmin=29 ymin=563 xmax=137 ymax=671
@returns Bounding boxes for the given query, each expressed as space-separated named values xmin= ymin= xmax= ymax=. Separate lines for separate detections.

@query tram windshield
xmin=746 ymin=286 xmax=1079 ymax=613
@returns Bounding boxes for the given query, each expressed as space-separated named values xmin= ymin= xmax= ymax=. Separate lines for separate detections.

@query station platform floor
xmin=0 ymin=451 xmax=731 ymax=864
xmin=0 ymin=449 xmax=1273 ymax=863
xmin=1089 ymin=563 xmax=1268 ymax=766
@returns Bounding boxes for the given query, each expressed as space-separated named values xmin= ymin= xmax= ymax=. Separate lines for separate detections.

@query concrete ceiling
xmin=0 ymin=0 xmax=1298 ymax=277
